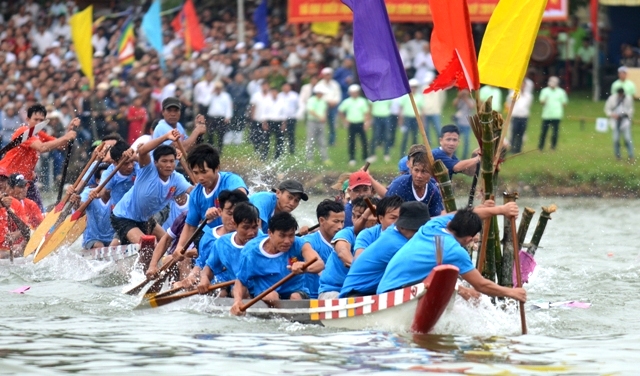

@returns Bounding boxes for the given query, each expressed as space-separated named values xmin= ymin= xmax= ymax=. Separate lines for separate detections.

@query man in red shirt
xmin=5 ymin=173 xmax=43 ymax=229
xmin=0 ymin=104 xmax=77 ymax=210
xmin=0 ymin=169 xmax=27 ymax=255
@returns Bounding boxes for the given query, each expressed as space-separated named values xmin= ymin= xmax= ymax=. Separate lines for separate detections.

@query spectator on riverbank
xmin=538 ymin=76 xmax=568 ymax=151
xmin=611 ymin=66 xmax=637 ymax=97
xmin=605 ymin=88 xmax=635 ymax=162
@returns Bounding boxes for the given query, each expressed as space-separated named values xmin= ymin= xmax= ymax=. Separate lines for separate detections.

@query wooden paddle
xmin=174 ymin=139 xmax=196 ymax=184
xmin=0 ymin=120 xmax=49 ymax=159
xmin=33 ymin=156 xmax=129 ymax=263
xmin=364 ymin=197 xmax=377 ymax=216
xmin=56 ymin=140 xmax=75 ymax=204
xmin=123 ymin=219 xmax=208 ymax=296
xmin=510 ymin=216 xmax=527 ymax=335
xmin=239 ymin=257 xmax=317 ymax=312
xmin=23 ymin=150 xmax=102 ymax=257
xmin=296 ymin=223 xmax=319 ymax=236
xmin=137 ymin=280 xmax=235 ymax=309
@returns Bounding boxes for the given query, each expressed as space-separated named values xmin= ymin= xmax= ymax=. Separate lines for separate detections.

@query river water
xmin=1 ymin=196 xmax=639 ymax=375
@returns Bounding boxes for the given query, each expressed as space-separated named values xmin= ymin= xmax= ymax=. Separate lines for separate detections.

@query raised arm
xmin=181 ymin=116 xmax=207 ymax=152
xmin=138 ymin=129 xmax=181 ymax=167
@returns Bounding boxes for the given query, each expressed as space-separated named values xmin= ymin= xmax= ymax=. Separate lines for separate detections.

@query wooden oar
xmin=137 ymin=280 xmax=234 ymax=309
xmin=510 ymin=216 xmax=527 ymax=335
xmin=123 ymin=219 xmax=208 ymax=296
xmin=0 ymin=120 xmax=49 ymax=159
xmin=0 ymin=195 xmax=31 ymax=242
xmin=33 ymin=156 xmax=129 ymax=263
xmin=55 ymin=140 xmax=75 ymax=204
xmin=23 ymin=151 xmax=101 ymax=257
xmin=364 ymin=197 xmax=377 ymax=216
xmin=239 ymin=257 xmax=317 ymax=312
xmin=174 ymin=139 xmax=196 ymax=184
xmin=476 ymin=194 xmax=495 ymax=273
xmin=296 ymin=223 xmax=319 ymax=236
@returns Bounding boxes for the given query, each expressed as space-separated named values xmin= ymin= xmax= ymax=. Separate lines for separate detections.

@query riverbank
xmin=218 ymin=92 xmax=639 ymax=198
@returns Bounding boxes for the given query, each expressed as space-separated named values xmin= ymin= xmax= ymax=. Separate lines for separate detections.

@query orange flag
xmin=171 ymin=0 xmax=205 ymax=53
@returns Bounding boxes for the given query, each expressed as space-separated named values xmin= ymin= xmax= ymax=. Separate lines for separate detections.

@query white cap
xmin=135 ymin=71 xmax=146 ymax=79
xmin=348 ymin=84 xmax=361 ymax=93
xmin=97 ymin=82 xmax=109 ymax=90
xmin=94 ymin=50 xmax=105 ymax=58
xmin=321 ymin=67 xmax=333 ymax=75
xmin=235 ymin=42 xmax=246 ymax=50
xmin=51 ymin=41 xmax=61 ymax=48
xmin=618 ymin=66 xmax=628 ymax=73
xmin=313 ymin=85 xmax=327 ymax=95
xmin=253 ymin=42 xmax=265 ymax=50
xmin=409 ymin=78 xmax=419 ymax=87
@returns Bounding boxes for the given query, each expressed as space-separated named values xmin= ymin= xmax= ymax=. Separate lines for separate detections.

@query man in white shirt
xmin=250 ymin=81 xmax=272 ymax=160
xmin=278 ymin=83 xmax=299 ymax=155
xmin=413 ymin=42 xmax=435 ymax=87
xmin=11 ymin=6 xmax=31 ymax=27
xmin=193 ymin=70 xmax=215 ymax=116
xmin=31 ymin=24 xmax=55 ymax=55
xmin=206 ymin=81 xmax=233 ymax=152
xmin=314 ymin=67 xmax=342 ymax=146
xmin=605 ymin=88 xmax=635 ymax=161
xmin=421 ymin=73 xmax=446 ymax=147
xmin=51 ymin=14 xmax=70 ymax=40
xmin=263 ymin=87 xmax=287 ymax=160
xmin=506 ymin=82 xmax=534 ymax=154
xmin=92 ymin=27 xmax=108 ymax=56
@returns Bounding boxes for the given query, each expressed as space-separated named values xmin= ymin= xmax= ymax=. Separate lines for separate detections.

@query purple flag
xmin=342 ymin=0 xmax=410 ymax=101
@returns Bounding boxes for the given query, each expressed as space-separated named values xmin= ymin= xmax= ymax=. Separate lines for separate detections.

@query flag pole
xmin=237 ymin=0 xmax=245 ymax=44
xmin=492 ymin=93 xmax=518 ymax=170
xmin=409 ymin=92 xmax=436 ymax=168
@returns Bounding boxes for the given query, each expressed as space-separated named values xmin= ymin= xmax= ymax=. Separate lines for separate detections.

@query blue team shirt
xmin=162 ymin=195 xmax=190 ymax=230
xmin=377 ymin=214 xmax=475 ymax=294
xmin=386 ymin=175 xmax=444 ymax=217
xmin=195 ymin=225 xmax=224 ymax=269
xmin=353 ymin=224 xmax=382 ymax=252
xmin=112 ymin=162 xmax=192 ymax=222
xmin=152 ymin=119 xmax=187 ymax=145
xmin=249 ymin=191 xmax=278 ymax=233
xmin=344 ymin=201 xmax=353 ymax=227
xmin=236 ymin=235 xmax=310 ymax=297
xmin=80 ymin=187 xmax=115 ymax=248
xmin=432 ymin=147 xmax=460 ymax=179
xmin=318 ymin=227 xmax=355 ymax=294
xmin=103 ymin=162 xmax=140 ymax=204
xmin=205 ymin=232 xmax=245 ymax=283
xmin=186 ymin=172 xmax=247 ymax=228
xmin=339 ymin=226 xmax=408 ymax=297
xmin=302 ymin=231 xmax=335 ymax=298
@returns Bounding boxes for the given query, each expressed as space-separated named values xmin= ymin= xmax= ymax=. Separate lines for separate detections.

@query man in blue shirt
xmin=102 ymin=141 xmax=140 ymax=205
xmin=431 ymin=124 xmax=480 ymax=179
xmin=111 ymin=129 xmax=193 ymax=245
xmin=173 ymin=143 xmax=247 ymax=259
xmin=317 ymin=197 xmax=378 ymax=299
xmin=340 ymin=201 xmax=430 ymax=297
xmin=152 ymin=97 xmax=206 ymax=152
xmin=303 ymin=199 xmax=345 ymax=298
xmin=386 ymin=149 xmax=445 ymax=218
xmin=377 ymin=206 xmax=527 ymax=305
xmin=81 ymin=164 xmax=115 ymax=250
xmin=231 ymin=212 xmax=325 ymax=315
xmin=197 ymin=202 xmax=262 ymax=297
xmin=353 ymin=195 xmax=403 ymax=257
xmin=250 ymin=180 xmax=308 ymax=234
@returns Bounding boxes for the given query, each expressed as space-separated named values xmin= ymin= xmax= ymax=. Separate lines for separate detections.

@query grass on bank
xmin=218 ymin=91 xmax=640 ymax=197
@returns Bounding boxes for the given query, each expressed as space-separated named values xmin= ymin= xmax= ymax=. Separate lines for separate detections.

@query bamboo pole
xmin=526 ymin=204 xmax=557 ymax=256
xmin=517 ymin=207 xmax=536 ymax=249
xmin=492 ymin=93 xmax=518 ymax=170
xmin=510 ymin=216 xmax=527 ymax=335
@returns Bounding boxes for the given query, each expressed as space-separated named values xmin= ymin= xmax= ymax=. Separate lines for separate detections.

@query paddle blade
xmin=23 ymin=210 xmax=61 ymax=256
xmin=33 ymin=217 xmax=78 ymax=263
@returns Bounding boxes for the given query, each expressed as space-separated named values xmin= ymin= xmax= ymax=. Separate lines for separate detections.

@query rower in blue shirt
xmin=162 ymin=193 xmax=189 ymax=230
xmin=230 ymin=212 xmax=325 ymax=315
xmin=352 ymin=195 xmax=403 ymax=258
xmin=317 ymin=197 xmax=378 ymax=299
xmin=197 ymin=202 xmax=262 ymax=297
xmin=249 ymin=180 xmax=308 ymax=234
xmin=431 ymin=124 xmax=480 ymax=180
xmin=303 ymin=199 xmax=345 ymax=298
xmin=152 ymin=97 xmax=206 ymax=152
xmin=339 ymin=202 xmax=430 ymax=297
xmin=377 ymin=206 xmax=527 ymax=305
xmin=102 ymin=141 xmax=140 ymax=205
xmin=111 ymin=129 xmax=193 ymax=245
xmin=386 ymin=146 xmax=445 ymax=218
xmin=173 ymin=143 xmax=247 ymax=262
xmin=80 ymin=164 xmax=115 ymax=250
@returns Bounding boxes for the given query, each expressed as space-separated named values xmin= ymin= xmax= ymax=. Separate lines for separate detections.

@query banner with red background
xmin=288 ymin=0 xmax=568 ymax=23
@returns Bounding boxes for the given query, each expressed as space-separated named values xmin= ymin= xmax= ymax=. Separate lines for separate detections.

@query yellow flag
xmin=70 ymin=6 xmax=94 ymax=88
xmin=478 ymin=0 xmax=548 ymax=92
xmin=311 ymin=22 xmax=340 ymax=37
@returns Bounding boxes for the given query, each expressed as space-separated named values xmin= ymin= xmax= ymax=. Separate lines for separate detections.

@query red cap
xmin=348 ymin=171 xmax=372 ymax=190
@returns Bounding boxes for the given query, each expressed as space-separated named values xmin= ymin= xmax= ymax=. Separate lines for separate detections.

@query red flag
xmin=590 ymin=0 xmax=599 ymax=42
xmin=425 ymin=50 xmax=475 ymax=93
xmin=427 ymin=0 xmax=479 ymax=92
xmin=171 ymin=0 xmax=205 ymax=53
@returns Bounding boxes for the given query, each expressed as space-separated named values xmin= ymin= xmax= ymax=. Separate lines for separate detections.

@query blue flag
xmin=142 ymin=0 xmax=165 ymax=69
xmin=342 ymin=0 xmax=410 ymax=101
xmin=253 ymin=0 xmax=269 ymax=46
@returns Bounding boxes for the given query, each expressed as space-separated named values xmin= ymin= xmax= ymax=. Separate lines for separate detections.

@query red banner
xmin=288 ymin=0 xmax=568 ymax=23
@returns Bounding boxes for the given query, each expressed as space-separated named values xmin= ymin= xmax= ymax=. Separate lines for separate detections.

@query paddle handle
xmin=364 ymin=198 xmax=377 ymax=216
xmin=58 ymin=147 xmax=100 ymax=207
xmin=56 ymin=139 xmax=75 ymax=204
xmin=476 ymin=194 xmax=494 ymax=273
xmin=296 ymin=223 xmax=319 ymax=236
xmin=240 ymin=257 xmax=318 ymax=312
xmin=0 ymin=196 xmax=31 ymax=241
xmin=510 ymin=216 xmax=527 ymax=335
xmin=151 ymin=280 xmax=235 ymax=307
xmin=362 ymin=161 xmax=370 ymax=172
xmin=75 ymin=155 xmax=129 ymax=215
xmin=175 ymin=139 xmax=197 ymax=184
xmin=467 ymin=162 xmax=480 ymax=208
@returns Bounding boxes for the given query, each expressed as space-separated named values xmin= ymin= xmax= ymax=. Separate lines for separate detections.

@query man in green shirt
xmin=538 ymin=76 xmax=568 ymax=151
xmin=611 ymin=66 xmax=637 ymax=98
xmin=576 ymin=39 xmax=595 ymax=89
xmin=398 ymin=79 xmax=424 ymax=156
xmin=338 ymin=84 xmax=371 ymax=166
xmin=306 ymin=86 xmax=330 ymax=164
xmin=369 ymin=100 xmax=393 ymax=163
